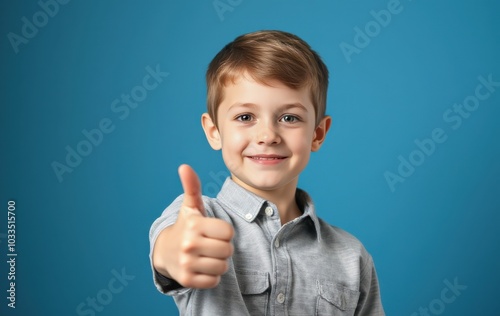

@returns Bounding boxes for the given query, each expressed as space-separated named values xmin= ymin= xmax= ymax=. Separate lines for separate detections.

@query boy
xmin=149 ymin=30 xmax=385 ymax=315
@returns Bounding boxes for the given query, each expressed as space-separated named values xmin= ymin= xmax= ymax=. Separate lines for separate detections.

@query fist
xmin=153 ymin=164 xmax=234 ymax=289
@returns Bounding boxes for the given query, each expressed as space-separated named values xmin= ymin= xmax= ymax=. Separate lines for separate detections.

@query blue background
xmin=1 ymin=0 xmax=499 ymax=315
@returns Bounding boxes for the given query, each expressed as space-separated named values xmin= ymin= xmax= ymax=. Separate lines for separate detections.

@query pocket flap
xmin=235 ymin=269 xmax=270 ymax=295
xmin=318 ymin=281 xmax=360 ymax=311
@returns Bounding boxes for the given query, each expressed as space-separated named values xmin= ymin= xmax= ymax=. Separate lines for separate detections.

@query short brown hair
xmin=206 ymin=30 xmax=329 ymax=127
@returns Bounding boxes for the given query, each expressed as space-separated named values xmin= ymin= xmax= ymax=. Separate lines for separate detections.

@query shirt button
xmin=277 ymin=292 xmax=285 ymax=304
xmin=265 ymin=206 xmax=273 ymax=216
xmin=274 ymin=238 xmax=280 ymax=248
xmin=245 ymin=213 xmax=252 ymax=220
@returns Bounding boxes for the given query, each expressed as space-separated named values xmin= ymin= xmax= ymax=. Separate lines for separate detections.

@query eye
xmin=280 ymin=115 xmax=300 ymax=123
xmin=236 ymin=114 xmax=253 ymax=122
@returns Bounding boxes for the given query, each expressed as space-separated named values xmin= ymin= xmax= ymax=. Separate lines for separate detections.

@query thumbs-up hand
xmin=152 ymin=164 xmax=234 ymax=289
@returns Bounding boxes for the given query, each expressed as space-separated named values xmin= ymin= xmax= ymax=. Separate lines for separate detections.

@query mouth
xmin=246 ymin=154 xmax=288 ymax=163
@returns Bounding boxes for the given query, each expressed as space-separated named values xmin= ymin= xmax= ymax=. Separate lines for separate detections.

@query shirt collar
xmin=217 ymin=177 xmax=322 ymax=242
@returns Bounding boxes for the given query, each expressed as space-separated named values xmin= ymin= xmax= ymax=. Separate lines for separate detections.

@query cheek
xmin=287 ymin=129 xmax=314 ymax=152
xmin=220 ymin=130 xmax=248 ymax=172
xmin=221 ymin=128 xmax=247 ymax=152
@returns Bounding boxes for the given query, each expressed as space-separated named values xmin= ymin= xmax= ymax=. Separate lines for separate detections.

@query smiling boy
xmin=150 ymin=30 xmax=385 ymax=315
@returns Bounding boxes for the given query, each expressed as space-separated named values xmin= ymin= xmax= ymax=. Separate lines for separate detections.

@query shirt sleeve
xmin=355 ymin=254 xmax=385 ymax=315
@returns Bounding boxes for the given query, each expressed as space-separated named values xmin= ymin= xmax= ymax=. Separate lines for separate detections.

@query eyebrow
xmin=229 ymin=102 xmax=309 ymax=112
xmin=282 ymin=102 xmax=308 ymax=112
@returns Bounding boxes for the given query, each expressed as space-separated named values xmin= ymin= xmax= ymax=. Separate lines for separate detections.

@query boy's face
xmin=202 ymin=74 xmax=330 ymax=195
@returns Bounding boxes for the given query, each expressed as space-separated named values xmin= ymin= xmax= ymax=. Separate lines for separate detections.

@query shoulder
xmin=298 ymin=188 xmax=372 ymax=261
xmin=201 ymin=194 xmax=232 ymax=221
xmin=317 ymin=218 xmax=372 ymax=262
xmin=150 ymin=193 xmax=230 ymax=238
xmin=159 ymin=193 xmax=229 ymax=219
xmin=318 ymin=219 xmax=361 ymax=244
xmin=200 ymin=195 xmax=218 ymax=216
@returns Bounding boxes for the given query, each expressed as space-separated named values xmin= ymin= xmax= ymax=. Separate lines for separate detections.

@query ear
xmin=311 ymin=115 xmax=331 ymax=152
xmin=201 ymin=113 xmax=222 ymax=150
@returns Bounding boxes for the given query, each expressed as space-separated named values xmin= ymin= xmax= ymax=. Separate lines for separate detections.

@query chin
xmin=250 ymin=183 xmax=281 ymax=191
xmin=240 ymin=176 xmax=291 ymax=192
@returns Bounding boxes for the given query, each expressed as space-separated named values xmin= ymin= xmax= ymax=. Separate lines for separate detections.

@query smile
xmin=247 ymin=155 xmax=287 ymax=164
xmin=248 ymin=155 xmax=286 ymax=159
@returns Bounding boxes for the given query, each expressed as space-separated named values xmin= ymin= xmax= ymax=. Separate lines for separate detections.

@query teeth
xmin=252 ymin=156 xmax=281 ymax=160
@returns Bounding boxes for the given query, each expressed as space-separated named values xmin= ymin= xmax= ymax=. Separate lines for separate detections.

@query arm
xmin=355 ymin=255 xmax=385 ymax=315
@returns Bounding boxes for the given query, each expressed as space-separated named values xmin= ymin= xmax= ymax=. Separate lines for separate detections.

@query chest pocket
xmin=316 ymin=280 xmax=360 ymax=316
xmin=236 ymin=269 xmax=270 ymax=316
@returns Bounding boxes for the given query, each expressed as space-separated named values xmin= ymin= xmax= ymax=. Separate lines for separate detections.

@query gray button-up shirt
xmin=149 ymin=178 xmax=385 ymax=315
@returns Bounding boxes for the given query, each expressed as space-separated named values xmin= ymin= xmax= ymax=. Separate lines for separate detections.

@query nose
xmin=255 ymin=121 xmax=281 ymax=145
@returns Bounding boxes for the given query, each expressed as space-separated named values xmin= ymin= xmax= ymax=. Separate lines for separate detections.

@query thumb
xmin=178 ymin=164 xmax=205 ymax=216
